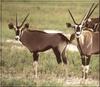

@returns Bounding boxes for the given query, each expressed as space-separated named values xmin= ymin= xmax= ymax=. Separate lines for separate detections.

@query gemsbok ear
xmin=66 ymin=23 xmax=71 ymax=27
xmin=66 ymin=23 xmax=75 ymax=28
xmin=8 ymin=23 xmax=14 ymax=29
xmin=24 ymin=23 xmax=29 ymax=28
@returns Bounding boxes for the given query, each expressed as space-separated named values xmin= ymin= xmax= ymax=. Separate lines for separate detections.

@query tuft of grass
xmin=0 ymin=78 xmax=37 ymax=87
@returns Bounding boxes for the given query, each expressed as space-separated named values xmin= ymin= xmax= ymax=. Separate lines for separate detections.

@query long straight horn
xmin=19 ymin=13 xmax=29 ymax=28
xmin=80 ymin=3 xmax=95 ymax=24
xmin=68 ymin=9 xmax=77 ymax=24
xmin=16 ymin=13 xmax=18 ymax=27
xmin=86 ymin=3 xmax=98 ymax=19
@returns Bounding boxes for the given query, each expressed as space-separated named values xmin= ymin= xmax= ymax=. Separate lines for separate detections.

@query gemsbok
xmin=83 ymin=17 xmax=100 ymax=32
xmin=8 ymin=14 xmax=70 ymax=78
xmin=66 ymin=3 xmax=100 ymax=82
xmin=81 ymin=3 xmax=99 ymax=32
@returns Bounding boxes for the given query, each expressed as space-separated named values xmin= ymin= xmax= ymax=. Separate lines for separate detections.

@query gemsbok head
xmin=66 ymin=3 xmax=100 ymax=82
xmin=8 ymin=14 xmax=70 ymax=78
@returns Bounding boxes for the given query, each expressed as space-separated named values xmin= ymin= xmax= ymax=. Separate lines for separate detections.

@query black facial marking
xmin=76 ymin=26 xmax=80 ymax=32
xmin=16 ymin=30 xmax=20 ymax=36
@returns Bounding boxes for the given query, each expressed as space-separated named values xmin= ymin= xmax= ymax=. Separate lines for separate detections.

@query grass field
xmin=0 ymin=0 xmax=99 ymax=86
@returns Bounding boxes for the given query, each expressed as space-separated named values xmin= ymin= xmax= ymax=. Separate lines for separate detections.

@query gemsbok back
xmin=8 ymin=14 xmax=70 ymax=78
xmin=66 ymin=3 xmax=100 ymax=83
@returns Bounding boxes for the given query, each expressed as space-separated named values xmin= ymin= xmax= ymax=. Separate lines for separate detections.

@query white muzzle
xmin=15 ymin=36 xmax=20 ymax=41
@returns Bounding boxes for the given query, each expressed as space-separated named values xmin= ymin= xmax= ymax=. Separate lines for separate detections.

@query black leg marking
xmin=81 ymin=55 xmax=91 ymax=79
xmin=53 ymin=48 xmax=62 ymax=64
xmin=33 ymin=52 xmax=39 ymax=61
xmin=32 ymin=52 xmax=39 ymax=78
xmin=62 ymin=48 xmax=67 ymax=64
xmin=81 ymin=55 xmax=91 ymax=66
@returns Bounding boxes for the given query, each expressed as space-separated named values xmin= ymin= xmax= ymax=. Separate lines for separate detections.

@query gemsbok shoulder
xmin=8 ymin=14 xmax=70 ymax=78
xmin=66 ymin=3 xmax=100 ymax=82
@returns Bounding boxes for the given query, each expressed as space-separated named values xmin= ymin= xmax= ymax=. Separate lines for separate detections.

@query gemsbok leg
xmin=53 ymin=48 xmax=62 ymax=64
xmin=53 ymin=44 xmax=67 ymax=64
xmin=81 ymin=55 xmax=91 ymax=83
xmin=53 ymin=44 xmax=68 ymax=77
xmin=61 ymin=47 xmax=67 ymax=64
xmin=33 ymin=52 xmax=39 ymax=78
xmin=61 ymin=47 xmax=68 ymax=77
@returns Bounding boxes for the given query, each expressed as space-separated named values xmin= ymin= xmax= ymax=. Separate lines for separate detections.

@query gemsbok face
xmin=66 ymin=3 xmax=99 ymax=83
xmin=68 ymin=23 xmax=83 ymax=37
xmin=8 ymin=14 xmax=70 ymax=78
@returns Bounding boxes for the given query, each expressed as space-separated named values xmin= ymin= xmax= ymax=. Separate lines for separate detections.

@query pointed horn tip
xmin=25 ymin=13 xmax=30 ymax=20
xmin=16 ymin=13 xmax=18 ymax=27
xmin=25 ymin=13 xmax=30 ymax=19
xmin=19 ymin=13 xmax=30 ymax=28
xmin=68 ymin=9 xmax=70 ymax=12
xmin=96 ymin=3 xmax=99 ymax=6
xmin=27 ymin=13 xmax=30 ymax=16
xmin=80 ymin=2 xmax=97 ymax=24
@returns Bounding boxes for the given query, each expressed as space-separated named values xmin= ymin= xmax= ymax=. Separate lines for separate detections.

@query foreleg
xmin=33 ymin=52 xmax=39 ymax=78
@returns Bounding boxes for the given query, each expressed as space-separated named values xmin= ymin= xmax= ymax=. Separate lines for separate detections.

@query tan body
xmin=78 ymin=30 xmax=100 ymax=55
xmin=20 ymin=29 xmax=69 ymax=53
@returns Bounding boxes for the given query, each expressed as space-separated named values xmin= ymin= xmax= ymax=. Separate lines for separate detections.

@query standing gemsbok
xmin=66 ymin=3 xmax=100 ymax=82
xmin=8 ymin=14 xmax=70 ymax=78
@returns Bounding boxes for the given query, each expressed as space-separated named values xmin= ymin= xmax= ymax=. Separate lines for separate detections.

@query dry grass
xmin=1 ymin=0 xmax=99 ymax=86
xmin=0 ymin=40 xmax=99 ymax=86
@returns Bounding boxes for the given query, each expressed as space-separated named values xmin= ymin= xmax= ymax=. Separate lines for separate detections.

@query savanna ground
xmin=0 ymin=0 xmax=99 ymax=87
